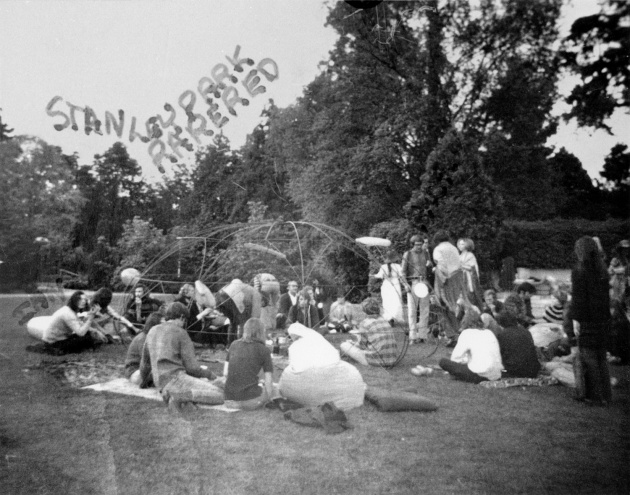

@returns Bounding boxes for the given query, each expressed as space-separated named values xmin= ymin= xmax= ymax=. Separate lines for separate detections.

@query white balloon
xmin=120 ymin=268 xmax=141 ymax=286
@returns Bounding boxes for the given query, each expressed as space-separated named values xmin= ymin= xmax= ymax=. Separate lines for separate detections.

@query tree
xmin=0 ymin=109 xmax=14 ymax=141
xmin=72 ymin=142 xmax=149 ymax=250
xmin=547 ymin=148 xmax=603 ymax=219
xmin=599 ymin=143 xmax=630 ymax=218
xmin=405 ymin=130 xmax=504 ymax=272
xmin=115 ymin=216 xmax=172 ymax=278
xmin=0 ymin=136 xmax=84 ymax=286
xmin=561 ymin=0 xmax=630 ymax=132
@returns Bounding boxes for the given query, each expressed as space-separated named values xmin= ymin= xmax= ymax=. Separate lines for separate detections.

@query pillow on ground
xmin=279 ymin=360 xmax=365 ymax=411
xmin=26 ymin=315 xmax=52 ymax=341
xmin=364 ymin=386 xmax=438 ymax=412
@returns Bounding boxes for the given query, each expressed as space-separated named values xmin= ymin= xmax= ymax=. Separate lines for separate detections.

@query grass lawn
xmin=1 ymin=294 xmax=629 ymax=495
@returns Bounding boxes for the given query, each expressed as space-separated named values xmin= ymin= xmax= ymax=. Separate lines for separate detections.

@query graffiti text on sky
xmin=46 ymin=46 xmax=278 ymax=173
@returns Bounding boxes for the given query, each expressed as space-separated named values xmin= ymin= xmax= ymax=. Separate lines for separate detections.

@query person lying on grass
xmin=214 ymin=317 xmax=274 ymax=411
xmin=124 ymin=312 xmax=164 ymax=387
xmin=339 ymin=297 xmax=398 ymax=367
xmin=139 ymin=302 xmax=224 ymax=413
xmin=40 ymin=291 xmax=108 ymax=354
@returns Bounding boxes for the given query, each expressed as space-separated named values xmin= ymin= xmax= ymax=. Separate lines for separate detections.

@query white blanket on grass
xmin=82 ymin=378 xmax=239 ymax=412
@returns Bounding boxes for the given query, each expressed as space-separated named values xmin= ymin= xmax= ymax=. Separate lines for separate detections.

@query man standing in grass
xmin=140 ymin=302 xmax=224 ymax=412
xmin=401 ymin=234 xmax=432 ymax=344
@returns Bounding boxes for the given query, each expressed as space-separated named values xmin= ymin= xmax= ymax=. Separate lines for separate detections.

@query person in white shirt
xmin=439 ymin=327 xmax=503 ymax=383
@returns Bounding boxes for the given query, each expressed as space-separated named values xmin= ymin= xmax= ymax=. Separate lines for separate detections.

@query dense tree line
xmin=0 ymin=0 xmax=627 ymax=291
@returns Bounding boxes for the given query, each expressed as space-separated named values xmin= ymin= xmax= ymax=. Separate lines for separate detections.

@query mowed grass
xmin=1 ymin=294 xmax=629 ymax=495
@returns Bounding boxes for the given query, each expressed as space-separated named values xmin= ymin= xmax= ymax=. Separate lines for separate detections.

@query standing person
xmin=339 ymin=298 xmax=399 ymax=367
xmin=278 ymin=280 xmax=299 ymax=318
xmin=608 ymin=240 xmax=629 ymax=304
xmin=40 ymin=291 xmax=106 ymax=354
xmin=139 ymin=302 xmax=224 ymax=412
xmin=457 ymin=238 xmax=484 ymax=310
xmin=221 ymin=318 xmax=274 ymax=410
xmin=288 ymin=289 xmax=322 ymax=333
xmin=432 ymin=230 xmax=469 ymax=342
xmin=567 ymin=236 xmax=612 ymax=405
xmin=373 ymin=250 xmax=405 ymax=325
xmin=401 ymin=234 xmax=432 ymax=344
xmin=125 ymin=285 xmax=164 ymax=329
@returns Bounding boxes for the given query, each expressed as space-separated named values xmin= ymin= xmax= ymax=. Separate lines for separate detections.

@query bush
xmin=501 ymin=218 xmax=630 ymax=268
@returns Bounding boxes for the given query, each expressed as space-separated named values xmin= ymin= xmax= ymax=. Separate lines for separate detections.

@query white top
xmin=43 ymin=306 xmax=88 ymax=343
xmin=374 ymin=263 xmax=403 ymax=282
xmin=433 ymin=242 xmax=462 ymax=277
xmin=450 ymin=328 xmax=503 ymax=381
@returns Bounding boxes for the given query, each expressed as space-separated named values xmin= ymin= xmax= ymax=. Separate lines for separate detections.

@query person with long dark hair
xmin=91 ymin=287 xmax=136 ymax=338
xmin=567 ymin=236 xmax=612 ymax=405
xmin=40 ymin=291 xmax=104 ymax=354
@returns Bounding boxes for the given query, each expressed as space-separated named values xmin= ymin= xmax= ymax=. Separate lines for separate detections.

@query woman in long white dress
xmin=373 ymin=251 xmax=405 ymax=324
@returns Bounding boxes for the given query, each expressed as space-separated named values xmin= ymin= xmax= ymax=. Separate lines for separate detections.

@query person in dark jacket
xmin=495 ymin=311 xmax=541 ymax=378
xmin=125 ymin=285 xmax=164 ymax=329
xmin=566 ymin=236 xmax=612 ymax=405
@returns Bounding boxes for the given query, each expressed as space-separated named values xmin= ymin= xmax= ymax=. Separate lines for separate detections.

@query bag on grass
xmin=364 ymin=386 xmax=438 ymax=412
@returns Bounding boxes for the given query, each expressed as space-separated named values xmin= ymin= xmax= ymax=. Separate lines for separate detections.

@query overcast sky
xmin=0 ymin=0 xmax=626 ymax=182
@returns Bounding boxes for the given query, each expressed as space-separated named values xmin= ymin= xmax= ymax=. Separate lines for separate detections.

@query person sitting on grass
xmin=124 ymin=312 xmax=164 ymax=386
xmin=139 ymin=302 xmax=224 ymax=413
xmin=481 ymin=289 xmax=504 ymax=319
xmin=327 ymin=289 xmax=354 ymax=333
xmin=503 ymin=292 xmax=534 ymax=328
xmin=288 ymin=288 xmax=322 ymax=334
xmin=90 ymin=287 xmax=137 ymax=340
xmin=38 ymin=291 xmax=107 ymax=355
xmin=494 ymin=311 xmax=541 ymax=379
xmin=542 ymin=285 xmax=569 ymax=325
xmin=125 ymin=285 xmax=164 ymax=329
xmin=339 ymin=298 xmax=398 ymax=367
xmin=516 ymin=282 xmax=537 ymax=324
xmin=438 ymin=324 xmax=503 ymax=384
xmin=217 ymin=318 xmax=274 ymax=411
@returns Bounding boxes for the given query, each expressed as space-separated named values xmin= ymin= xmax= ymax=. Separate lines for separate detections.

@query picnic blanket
xmin=82 ymin=378 xmax=239 ymax=412
xmin=478 ymin=375 xmax=560 ymax=389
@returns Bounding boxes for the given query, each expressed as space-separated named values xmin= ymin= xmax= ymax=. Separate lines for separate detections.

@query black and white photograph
xmin=0 ymin=0 xmax=628 ymax=493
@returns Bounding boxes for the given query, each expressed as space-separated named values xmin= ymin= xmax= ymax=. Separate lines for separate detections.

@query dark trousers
xmin=574 ymin=347 xmax=612 ymax=403
xmin=439 ymin=358 xmax=488 ymax=384
xmin=48 ymin=334 xmax=98 ymax=354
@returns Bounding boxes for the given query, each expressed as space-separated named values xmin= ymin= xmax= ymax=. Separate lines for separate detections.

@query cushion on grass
xmin=364 ymin=386 xmax=438 ymax=412
xmin=279 ymin=360 xmax=365 ymax=411
xmin=26 ymin=315 xmax=51 ymax=341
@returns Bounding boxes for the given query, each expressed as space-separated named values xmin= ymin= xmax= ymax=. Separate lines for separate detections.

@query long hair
xmin=242 ymin=318 xmax=266 ymax=343
xmin=92 ymin=287 xmax=113 ymax=311
xmin=67 ymin=291 xmax=85 ymax=313
xmin=574 ymin=236 xmax=607 ymax=280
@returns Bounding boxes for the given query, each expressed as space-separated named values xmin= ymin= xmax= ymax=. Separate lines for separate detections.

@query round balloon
xmin=120 ymin=268 xmax=141 ymax=286
xmin=413 ymin=282 xmax=429 ymax=298
xmin=355 ymin=237 xmax=391 ymax=247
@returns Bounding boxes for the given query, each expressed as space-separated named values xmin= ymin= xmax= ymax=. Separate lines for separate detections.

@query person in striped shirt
xmin=340 ymin=298 xmax=398 ymax=367
xmin=543 ymin=286 xmax=569 ymax=324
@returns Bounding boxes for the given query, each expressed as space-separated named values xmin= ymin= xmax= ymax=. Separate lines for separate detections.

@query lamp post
xmin=175 ymin=236 xmax=208 ymax=279
xmin=34 ymin=237 xmax=50 ymax=283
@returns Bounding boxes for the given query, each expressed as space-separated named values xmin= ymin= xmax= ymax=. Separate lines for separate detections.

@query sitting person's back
xmin=124 ymin=312 xmax=163 ymax=386
xmin=439 ymin=327 xmax=503 ymax=383
xmin=495 ymin=312 xmax=541 ymax=378
xmin=222 ymin=318 xmax=274 ymax=410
